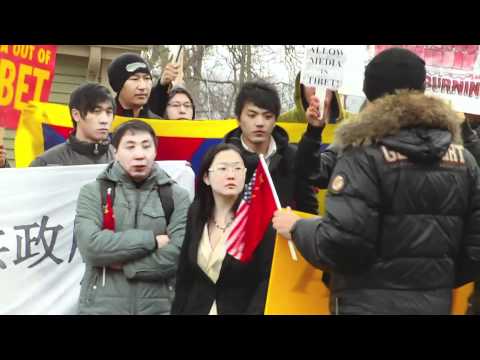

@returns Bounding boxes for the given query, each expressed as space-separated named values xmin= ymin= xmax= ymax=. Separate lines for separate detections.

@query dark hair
xmin=195 ymin=143 xmax=246 ymax=227
xmin=234 ymin=80 xmax=281 ymax=119
xmin=69 ymin=82 xmax=115 ymax=128
xmin=111 ymin=120 xmax=158 ymax=150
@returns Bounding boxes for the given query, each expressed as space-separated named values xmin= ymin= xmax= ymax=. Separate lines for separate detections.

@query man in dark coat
xmin=273 ymin=48 xmax=480 ymax=315
xmin=224 ymin=80 xmax=318 ymax=214
xmin=221 ymin=80 xmax=318 ymax=313
xmin=30 ymin=83 xmax=116 ymax=166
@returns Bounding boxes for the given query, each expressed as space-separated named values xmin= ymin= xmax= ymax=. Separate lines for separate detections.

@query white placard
xmin=301 ymin=45 xmax=347 ymax=91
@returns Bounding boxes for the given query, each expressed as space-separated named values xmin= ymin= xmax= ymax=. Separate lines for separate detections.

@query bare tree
xmin=144 ymin=45 xmax=304 ymax=119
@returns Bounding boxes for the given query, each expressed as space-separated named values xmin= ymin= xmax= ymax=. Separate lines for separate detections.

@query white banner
xmin=370 ymin=45 xmax=480 ymax=115
xmin=0 ymin=161 xmax=195 ymax=315
xmin=300 ymin=45 xmax=369 ymax=115
xmin=327 ymin=45 xmax=480 ymax=115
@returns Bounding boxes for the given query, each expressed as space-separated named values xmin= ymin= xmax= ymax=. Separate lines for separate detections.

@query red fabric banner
xmin=0 ymin=45 xmax=57 ymax=129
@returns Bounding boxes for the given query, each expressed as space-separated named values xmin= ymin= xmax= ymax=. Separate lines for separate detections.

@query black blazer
xmin=171 ymin=201 xmax=275 ymax=315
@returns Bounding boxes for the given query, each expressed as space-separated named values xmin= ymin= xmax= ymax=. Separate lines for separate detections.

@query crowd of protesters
xmin=3 ymin=47 xmax=480 ymax=315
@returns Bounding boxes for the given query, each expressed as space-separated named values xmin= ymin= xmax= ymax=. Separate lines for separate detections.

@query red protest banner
xmin=0 ymin=45 xmax=57 ymax=129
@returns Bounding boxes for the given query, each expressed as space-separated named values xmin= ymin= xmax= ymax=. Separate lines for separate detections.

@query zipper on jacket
xmin=131 ymin=189 xmax=141 ymax=314
xmin=88 ymin=272 xmax=99 ymax=304
xmin=134 ymin=189 xmax=141 ymax=228
xmin=94 ymin=143 xmax=99 ymax=155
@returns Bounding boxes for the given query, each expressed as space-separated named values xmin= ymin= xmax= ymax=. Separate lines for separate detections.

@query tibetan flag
xmin=14 ymin=101 xmax=320 ymax=175
xmin=226 ymin=155 xmax=279 ymax=262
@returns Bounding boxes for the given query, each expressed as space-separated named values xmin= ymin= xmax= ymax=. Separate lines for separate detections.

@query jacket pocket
xmin=142 ymin=206 xmax=167 ymax=234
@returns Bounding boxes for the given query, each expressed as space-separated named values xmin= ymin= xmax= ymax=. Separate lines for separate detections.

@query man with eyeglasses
xmin=108 ymin=53 xmax=160 ymax=119
xmin=163 ymin=86 xmax=196 ymax=120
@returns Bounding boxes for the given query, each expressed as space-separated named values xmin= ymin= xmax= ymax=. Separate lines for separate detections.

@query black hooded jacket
xmin=291 ymin=91 xmax=480 ymax=315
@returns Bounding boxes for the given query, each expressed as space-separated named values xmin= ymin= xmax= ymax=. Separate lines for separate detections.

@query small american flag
xmin=226 ymin=155 xmax=279 ymax=262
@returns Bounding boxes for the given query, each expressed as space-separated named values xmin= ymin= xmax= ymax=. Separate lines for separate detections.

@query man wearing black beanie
xmin=363 ymin=47 xmax=426 ymax=101
xmin=296 ymin=47 xmax=480 ymax=189
xmin=274 ymin=47 xmax=480 ymax=314
xmin=107 ymin=53 xmax=160 ymax=119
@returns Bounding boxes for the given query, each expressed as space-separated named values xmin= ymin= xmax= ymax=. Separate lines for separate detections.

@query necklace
xmin=213 ymin=217 xmax=234 ymax=232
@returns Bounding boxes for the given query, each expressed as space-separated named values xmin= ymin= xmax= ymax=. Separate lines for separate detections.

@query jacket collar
xmin=115 ymin=97 xmax=150 ymax=118
xmin=67 ymin=132 xmax=111 ymax=157
xmin=240 ymin=134 xmax=277 ymax=163
xmin=224 ymin=125 xmax=290 ymax=154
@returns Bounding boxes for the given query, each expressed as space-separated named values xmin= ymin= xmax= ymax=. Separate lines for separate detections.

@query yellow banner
xmin=265 ymin=210 xmax=330 ymax=315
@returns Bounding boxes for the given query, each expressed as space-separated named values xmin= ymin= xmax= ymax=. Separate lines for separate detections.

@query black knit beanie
xmin=166 ymin=85 xmax=196 ymax=119
xmin=363 ymin=47 xmax=426 ymax=102
xmin=108 ymin=53 xmax=151 ymax=93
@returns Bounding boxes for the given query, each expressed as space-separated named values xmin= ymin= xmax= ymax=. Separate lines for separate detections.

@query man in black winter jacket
xmin=273 ymin=48 xmax=480 ymax=315
xmin=224 ymin=80 xmax=318 ymax=214
xmin=30 ymin=83 xmax=116 ymax=166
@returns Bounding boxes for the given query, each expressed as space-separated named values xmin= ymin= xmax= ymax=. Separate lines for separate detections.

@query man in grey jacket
xmin=30 ymin=83 xmax=116 ymax=166
xmin=74 ymin=120 xmax=190 ymax=314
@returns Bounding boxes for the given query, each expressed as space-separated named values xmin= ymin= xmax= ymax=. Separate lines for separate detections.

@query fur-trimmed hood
xmin=333 ymin=91 xmax=462 ymax=153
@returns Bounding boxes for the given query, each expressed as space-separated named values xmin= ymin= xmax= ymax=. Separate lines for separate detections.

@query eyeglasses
xmin=208 ymin=163 xmax=246 ymax=175
xmin=167 ymin=102 xmax=193 ymax=109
